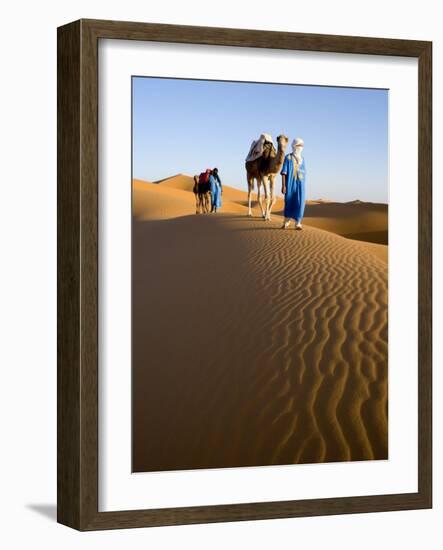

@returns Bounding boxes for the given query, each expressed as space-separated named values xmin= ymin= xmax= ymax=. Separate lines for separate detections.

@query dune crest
xmin=155 ymin=174 xmax=195 ymax=190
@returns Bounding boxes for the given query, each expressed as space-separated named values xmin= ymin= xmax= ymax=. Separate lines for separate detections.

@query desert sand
xmin=132 ymin=175 xmax=388 ymax=472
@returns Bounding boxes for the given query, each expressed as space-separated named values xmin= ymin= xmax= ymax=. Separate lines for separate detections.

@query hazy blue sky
xmin=132 ymin=77 xmax=388 ymax=203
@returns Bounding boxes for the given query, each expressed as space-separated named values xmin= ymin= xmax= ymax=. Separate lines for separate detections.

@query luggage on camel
xmin=198 ymin=169 xmax=212 ymax=193
xmin=198 ymin=169 xmax=212 ymax=185
xmin=245 ymin=133 xmax=276 ymax=163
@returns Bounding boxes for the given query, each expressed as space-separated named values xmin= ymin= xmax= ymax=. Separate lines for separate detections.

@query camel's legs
xmin=193 ymin=177 xmax=200 ymax=214
xmin=204 ymin=192 xmax=210 ymax=213
xmin=257 ymin=180 xmax=266 ymax=218
xmin=247 ymin=177 xmax=254 ymax=216
xmin=267 ymin=175 xmax=277 ymax=220
xmin=262 ymin=176 xmax=271 ymax=220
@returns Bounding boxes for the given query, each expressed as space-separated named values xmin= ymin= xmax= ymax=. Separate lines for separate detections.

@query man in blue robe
xmin=280 ymin=137 xmax=306 ymax=230
xmin=209 ymin=168 xmax=222 ymax=213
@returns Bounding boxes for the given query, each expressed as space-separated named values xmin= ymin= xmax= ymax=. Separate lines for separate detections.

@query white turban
xmin=292 ymin=137 xmax=304 ymax=148
xmin=292 ymin=137 xmax=304 ymax=164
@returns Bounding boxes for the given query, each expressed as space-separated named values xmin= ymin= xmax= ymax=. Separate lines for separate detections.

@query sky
xmin=132 ymin=77 xmax=388 ymax=203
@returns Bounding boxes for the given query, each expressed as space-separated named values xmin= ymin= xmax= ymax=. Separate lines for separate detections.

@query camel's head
xmin=276 ymin=135 xmax=289 ymax=150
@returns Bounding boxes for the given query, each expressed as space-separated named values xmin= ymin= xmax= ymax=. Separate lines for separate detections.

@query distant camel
xmin=193 ymin=175 xmax=210 ymax=214
xmin=245 ymin=135 xmax=289 ymax=220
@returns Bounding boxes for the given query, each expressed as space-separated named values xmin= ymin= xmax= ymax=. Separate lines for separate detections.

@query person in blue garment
xmin=209 ymin=168 xmax=223 ymax=213
xmin=280 ymin=137 xmax=306 ymax=230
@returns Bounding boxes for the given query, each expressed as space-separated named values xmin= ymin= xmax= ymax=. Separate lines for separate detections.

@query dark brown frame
xmin=57 ymin=18 xmax=432 ymax=530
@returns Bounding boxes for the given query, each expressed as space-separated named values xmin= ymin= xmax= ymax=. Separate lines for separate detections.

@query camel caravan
xmin=193 ymin=168 xmax=222 ymax=214
xmin=193 ymin=133 xmax=306 ymax=229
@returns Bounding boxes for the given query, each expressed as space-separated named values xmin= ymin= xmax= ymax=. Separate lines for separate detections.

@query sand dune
xmin=154 ymin=173 xmax=195 ymax=190
xmin=302 ymin=202 xmax=388 ymax=245
xmin=132 ymin=178 xmax=388 ymax=472
xmin=133 ymin=178 xmax=247 ymax=219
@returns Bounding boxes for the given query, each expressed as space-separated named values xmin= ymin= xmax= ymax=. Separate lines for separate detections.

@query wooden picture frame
xmin=57 ymin=18 xmax=432 ymax=530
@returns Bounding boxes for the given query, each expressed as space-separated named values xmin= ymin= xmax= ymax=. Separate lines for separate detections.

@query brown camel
xmin=245 ymin=135 xmax=289 ymax=220
xmin=193 ymin=175 xmax=210 ymax=214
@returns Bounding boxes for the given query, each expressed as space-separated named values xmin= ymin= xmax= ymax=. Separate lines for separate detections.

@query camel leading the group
xmin=245 ymin=135 xmax=289 ymax=220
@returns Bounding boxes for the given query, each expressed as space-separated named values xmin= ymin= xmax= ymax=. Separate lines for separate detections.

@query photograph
xmin=131 ymin=76 xmax=389 ymax=473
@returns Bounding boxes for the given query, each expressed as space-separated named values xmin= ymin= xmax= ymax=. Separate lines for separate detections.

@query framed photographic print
xmin=57 ymin=19 xmax=432 ymax=530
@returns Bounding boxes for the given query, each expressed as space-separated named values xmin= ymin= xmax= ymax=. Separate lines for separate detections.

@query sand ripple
xmin=132 ymin=183 xmax=388 ymax=472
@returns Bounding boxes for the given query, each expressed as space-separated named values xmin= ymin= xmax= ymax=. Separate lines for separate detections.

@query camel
xmin=193 ymin=175 xmax=210 ymax=214
xmin=245 ymin=135 xmax=289 ymax=220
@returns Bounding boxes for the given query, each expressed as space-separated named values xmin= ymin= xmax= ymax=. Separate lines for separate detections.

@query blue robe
xmin=209 ymin=174 xmax=222 ymax=208
xmin=280 ymin=154 xmax=306 ymax=222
